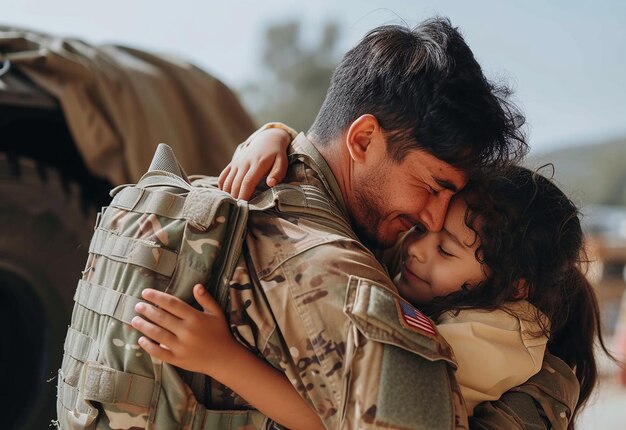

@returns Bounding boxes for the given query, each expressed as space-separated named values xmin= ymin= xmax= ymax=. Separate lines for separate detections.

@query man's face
xmin=350 ymin=147 xmax=467 ymax=249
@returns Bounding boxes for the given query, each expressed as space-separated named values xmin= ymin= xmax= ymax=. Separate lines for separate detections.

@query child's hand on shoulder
xmin=218 ymin=128 xmax=290 ymax=200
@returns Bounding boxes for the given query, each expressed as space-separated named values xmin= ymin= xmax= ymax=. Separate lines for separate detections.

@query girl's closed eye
xmin=438 ymin=244 xmax=455 ymax=257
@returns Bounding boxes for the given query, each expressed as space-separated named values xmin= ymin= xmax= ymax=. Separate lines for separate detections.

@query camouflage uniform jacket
xmin=212 ymin=133 xmax=468 ymax=430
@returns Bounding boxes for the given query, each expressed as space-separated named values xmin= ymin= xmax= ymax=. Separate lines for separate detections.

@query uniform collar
xmin=289 ymin=133 xmax=349 ymax=218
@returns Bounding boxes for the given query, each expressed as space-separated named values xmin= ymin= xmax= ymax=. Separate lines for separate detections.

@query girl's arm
xmin=131 ymin=284 xmax=325 ymax=430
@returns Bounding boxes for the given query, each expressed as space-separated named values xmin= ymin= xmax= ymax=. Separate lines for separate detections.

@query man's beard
xmin=351 ymin=179 xmax=392 ymax=250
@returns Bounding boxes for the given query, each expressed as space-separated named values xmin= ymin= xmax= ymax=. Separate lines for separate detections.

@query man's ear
xmin=345 ymin=114 xmax=384 ymax=164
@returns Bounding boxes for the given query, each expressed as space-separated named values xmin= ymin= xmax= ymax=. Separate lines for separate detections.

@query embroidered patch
xmin=398 ymin=300 xmax=436 ymax=336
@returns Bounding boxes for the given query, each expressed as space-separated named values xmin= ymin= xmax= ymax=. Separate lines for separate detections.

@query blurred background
xmin=1 ymin=0 xmax=625 ymax=428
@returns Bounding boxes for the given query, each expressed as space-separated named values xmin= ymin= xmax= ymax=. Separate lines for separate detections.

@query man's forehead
xmin=403 ymin=149 xmax=468 ymax=190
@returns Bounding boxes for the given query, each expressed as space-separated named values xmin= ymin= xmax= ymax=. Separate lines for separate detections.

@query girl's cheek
xmin=431 ymin=266 xmax=455 ymax=291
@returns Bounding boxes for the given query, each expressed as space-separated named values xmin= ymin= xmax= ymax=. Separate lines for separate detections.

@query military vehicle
xmin=0 ymin=40 xmax=255 ymax=428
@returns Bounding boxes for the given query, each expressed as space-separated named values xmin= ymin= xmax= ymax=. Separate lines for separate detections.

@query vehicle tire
xmin=0 ymin=154 xmax=95 ymax=429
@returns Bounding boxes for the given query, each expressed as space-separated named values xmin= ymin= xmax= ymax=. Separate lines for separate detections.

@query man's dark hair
xmin=309 ymin=17 xmax=528 ymax=170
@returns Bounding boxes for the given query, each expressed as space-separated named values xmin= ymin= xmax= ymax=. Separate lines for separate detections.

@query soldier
xmin=132 ymin=18 xmax=566 ymax=429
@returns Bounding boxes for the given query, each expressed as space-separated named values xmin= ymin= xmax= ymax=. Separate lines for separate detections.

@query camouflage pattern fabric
xmin=212 ymin=133 xmax=468 ymax=429
xmin=58 ymin=132 xmax=577 ymax=430
xmin=56 ymin=144 xmax=274 ymax=429
xmin=218 ymin=131 xmax=579 ymax=429
xmin=58 ymin=139 xmax=463 ymax=430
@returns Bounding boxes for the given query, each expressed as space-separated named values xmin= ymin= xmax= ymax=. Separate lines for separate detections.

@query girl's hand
xmin=131 ymin=284 xmax=237 ymax=376
xmin=218 ymin=128 xmax=290 ymax=200
xmin=134 ymin=285 xmax=327 ymax=430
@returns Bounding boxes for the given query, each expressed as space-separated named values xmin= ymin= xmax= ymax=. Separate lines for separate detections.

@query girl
xmin=132 ymin=133 xmax=611 ymax=430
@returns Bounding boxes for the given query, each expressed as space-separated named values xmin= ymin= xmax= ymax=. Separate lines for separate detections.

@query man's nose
xmin=418 ymin=196 xmax=450 ymax=232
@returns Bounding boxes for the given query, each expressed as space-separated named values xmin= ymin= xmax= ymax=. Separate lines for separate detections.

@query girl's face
xmin=397 ymin=196 xmax=487 ymax=305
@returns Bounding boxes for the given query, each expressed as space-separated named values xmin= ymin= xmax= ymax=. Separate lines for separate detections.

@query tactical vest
xmin=56 ymin=144 xmax=283 ymax=430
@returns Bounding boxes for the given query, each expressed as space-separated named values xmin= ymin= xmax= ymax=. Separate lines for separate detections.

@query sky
xmin=3 ymin=0 xmax=626 ymax=154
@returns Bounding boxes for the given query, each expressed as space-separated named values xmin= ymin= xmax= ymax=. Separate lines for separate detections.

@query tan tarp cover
xmin=0 ymin=26 xmax=256 ymax=185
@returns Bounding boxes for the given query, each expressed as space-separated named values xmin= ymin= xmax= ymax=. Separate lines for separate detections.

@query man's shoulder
xmin=246 ymin=156 xmax=363 ymax=275
xmin=246 ymin=204 xmax=386 ymax=286
xmin=250 ymin=178 xmax=352 ymax=230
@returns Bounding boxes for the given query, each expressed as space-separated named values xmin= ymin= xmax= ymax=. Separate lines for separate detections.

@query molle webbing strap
xmin=60 ymin=354 xmax=86 ymax=390
xmin=64 ymin=326 xmax=99 ymax=362
xmin=57 ymin=376 xmax=94 ymax=416
xmin=73 ymin=279 xmax=141 ymax=325
xmin=192 ymin=406 xmax=273 ymax=430
xmin=247 ymin=187 xmax=280 ymax=212
xmin=94 ymin=210 xmax=102 ymax=230
xmin=110 ymin=186 xmax=187 ymax=219
xmin=188 ymin=175 xmax=220 ymax=188
xmin=247 ymin=183 xmax=336 ymax=213
xmin=299 ymin=184 xmax=354 ymax=237
xmin=80 ymin=362 xmax=155 ymax=408
xmin=89 ymin=228 xmax=177 ymax=277
xmin=57 ymin=375 xmax=76 ymax=412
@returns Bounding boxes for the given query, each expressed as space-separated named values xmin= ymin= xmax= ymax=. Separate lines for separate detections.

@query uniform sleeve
xmin=244 ymin=216 xmax=466 ymax=429
xmin=469 ymin=393 xmax=548 ymax=430
xmin=436 ymin=309 xmax=547 ymax=415
xmin=469 ymin=354 xmax=579 ymax=430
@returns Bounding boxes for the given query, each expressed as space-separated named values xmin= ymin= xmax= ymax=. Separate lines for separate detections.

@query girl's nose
xmin=407 ymin=240 xmax=428 ymax=264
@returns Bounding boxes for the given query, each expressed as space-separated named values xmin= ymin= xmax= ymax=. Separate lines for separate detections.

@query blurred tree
xmin=238 ymin=20 xmax=340 ymax=132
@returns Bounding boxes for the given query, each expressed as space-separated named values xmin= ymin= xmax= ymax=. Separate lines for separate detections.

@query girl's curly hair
xmin=421 ymin=165 xmax=612 ymax=428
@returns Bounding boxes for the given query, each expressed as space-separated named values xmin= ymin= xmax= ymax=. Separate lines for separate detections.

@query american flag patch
xmin=399 ymin=301 xmax=436 ymax=336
